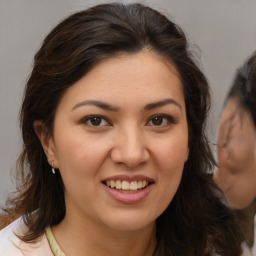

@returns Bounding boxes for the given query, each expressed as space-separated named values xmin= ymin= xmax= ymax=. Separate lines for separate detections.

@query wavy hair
xmin=2 ymin=3 xmax=242 ymax=255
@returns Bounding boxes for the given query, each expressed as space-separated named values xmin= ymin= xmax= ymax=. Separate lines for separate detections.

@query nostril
xmin=110 ymin=139 xmax=149 ymax=167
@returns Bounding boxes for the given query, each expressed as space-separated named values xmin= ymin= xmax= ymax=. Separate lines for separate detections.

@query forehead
xmin=58 ymin=50 xmax=185 ymax=109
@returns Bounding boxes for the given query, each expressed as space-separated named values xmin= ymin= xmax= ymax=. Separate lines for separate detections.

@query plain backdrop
xmin=1 ymin=0 xmax=256 ymax=204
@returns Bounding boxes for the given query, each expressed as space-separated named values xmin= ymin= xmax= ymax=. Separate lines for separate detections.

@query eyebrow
xmin=72 ymin=100 xmax=119 ymax=112
xmin=143 ymin=98 xmax=182 ymax=111
xmin=72 ymin=98 xmax=182 ymax=112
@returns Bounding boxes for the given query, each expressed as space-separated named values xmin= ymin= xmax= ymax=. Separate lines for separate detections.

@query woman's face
xmin=214 ymin=97 xmax=256 ymax=209
xmin=41 ymin=50 xmax=188 ymax=232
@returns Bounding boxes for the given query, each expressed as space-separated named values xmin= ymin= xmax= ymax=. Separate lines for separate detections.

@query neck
xmin=52 ymin=213 xmax=157 ymax=256
xmin=234 ymin=198 xmax=256 ymax=248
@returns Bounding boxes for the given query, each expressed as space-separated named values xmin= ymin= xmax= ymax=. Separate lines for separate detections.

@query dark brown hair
xmin=2 ymin=3 xmax=242 ymax=255
xmin=225 ymin=51 xmax=256 ymax=126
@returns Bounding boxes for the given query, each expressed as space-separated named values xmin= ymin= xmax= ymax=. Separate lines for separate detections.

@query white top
xmin=0 ymin=217 xmax=53 ymax=256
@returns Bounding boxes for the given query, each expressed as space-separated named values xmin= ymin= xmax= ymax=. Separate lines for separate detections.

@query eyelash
xmin=80 ymin=114 xmax=177 ymax=128
xmin=147 ymin=114 xmax=177 ymax=127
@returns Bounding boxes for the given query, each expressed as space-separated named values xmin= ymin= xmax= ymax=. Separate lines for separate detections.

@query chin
xmin=102 ymin=212 xmax=156 ymax=232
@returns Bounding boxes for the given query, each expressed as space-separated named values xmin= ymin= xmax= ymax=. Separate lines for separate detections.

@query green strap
xmin=46 ymin=226 xmax=66 ymax=256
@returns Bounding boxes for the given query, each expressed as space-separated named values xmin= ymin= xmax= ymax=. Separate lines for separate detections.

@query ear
xmin=33 ymin=121 xmax=59 ymax=168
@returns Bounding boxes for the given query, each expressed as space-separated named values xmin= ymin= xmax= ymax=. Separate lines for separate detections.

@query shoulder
xmin=0 ymin=216 xmax=53 ymax=256
xmin=0 ymin=217 xmax=24 ymax=255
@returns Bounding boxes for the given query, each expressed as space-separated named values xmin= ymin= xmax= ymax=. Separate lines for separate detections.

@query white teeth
xmin=137 ymin=180 xmax=143 ymax=189
xmin=110 ymin=180 xmax=115 ymax=188
xmin=116 ymin=180 xmax=122 ymax=189
xmin=122 ymin=181 xmax=130 ymax=190
xmin=105 ymin=180 xmax=149 ymax=191
xmin=130 ymin=181 xmax=137 ymax=191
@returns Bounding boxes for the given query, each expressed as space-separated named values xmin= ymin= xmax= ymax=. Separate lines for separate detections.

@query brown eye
xmin=152 ymin=116 xmax=163 ymax=126
xmin=147 ymin=114 xmax=177 ymax=127
xmin=82 ymin=115 xmax=110 ymax=127
xmin=90 ymin=117 xmax=102 ymax=126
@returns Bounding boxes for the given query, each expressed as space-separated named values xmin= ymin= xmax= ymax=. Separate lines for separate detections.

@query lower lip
xmin=103 ymin=184 xmax=152 ymax=204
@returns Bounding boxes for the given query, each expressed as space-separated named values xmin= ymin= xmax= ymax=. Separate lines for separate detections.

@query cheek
xmin=160 ymin=150 xmax=185 ymax=190
xmin=153 ymin=147 xmax=185 ymax=214
xmin=54 ymin=135 xmax=110 ymax=181
xmin=154 ymin=136 xmax=188 ymax=169
xmin=153 ymin=138 xmax=187 ymax=191
xmin=55 ymin=139 xmax=110 ymax=205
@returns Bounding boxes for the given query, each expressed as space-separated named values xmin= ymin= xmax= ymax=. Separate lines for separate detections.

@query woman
xmin=214 ymin=52 xmax=256 ymax=255
xmin=0 ymin=3 xmax=242 ymax=256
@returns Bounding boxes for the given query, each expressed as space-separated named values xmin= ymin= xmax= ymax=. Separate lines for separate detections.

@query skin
xmin=35 ymin=50 xmax=189 ymax=256
xmin=214 ymin=97 xmax=256 ymax=209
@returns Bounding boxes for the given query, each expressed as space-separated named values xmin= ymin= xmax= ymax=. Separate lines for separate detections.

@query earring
xmin=51 ymin=161 xmax=55 ymax=174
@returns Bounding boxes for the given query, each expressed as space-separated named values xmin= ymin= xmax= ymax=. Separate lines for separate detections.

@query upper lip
xmin=103 ymin=175 xmax=155 ymax=183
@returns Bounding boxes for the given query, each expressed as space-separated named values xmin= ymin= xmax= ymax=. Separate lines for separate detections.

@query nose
xmin=110 ymin=126 xmax=150 ymax=168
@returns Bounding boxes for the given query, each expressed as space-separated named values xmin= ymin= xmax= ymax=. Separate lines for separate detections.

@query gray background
xmin=1 ymin=0 xmax=256 ymax=204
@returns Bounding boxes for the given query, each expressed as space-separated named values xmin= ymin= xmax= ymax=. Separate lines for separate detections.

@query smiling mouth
xmin=103 ymin=180 xmax=151 ymax=193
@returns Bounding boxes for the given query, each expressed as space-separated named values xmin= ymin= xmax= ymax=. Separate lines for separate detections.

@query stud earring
xmin=51 ymin=161 xmax=55 ymax=174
